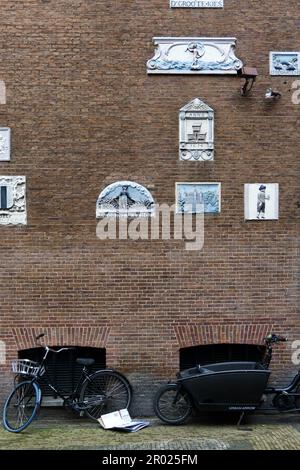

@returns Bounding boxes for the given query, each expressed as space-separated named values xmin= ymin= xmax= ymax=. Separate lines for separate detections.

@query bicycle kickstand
xmin=237 ymin=412 xmax=253 ymax=432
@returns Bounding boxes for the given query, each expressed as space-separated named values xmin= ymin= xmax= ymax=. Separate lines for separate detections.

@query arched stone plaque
xmin=96 ymin=181 xmax=155 ymax=218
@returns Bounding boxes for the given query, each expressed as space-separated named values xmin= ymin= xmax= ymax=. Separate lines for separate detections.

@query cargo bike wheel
xmin=154 ymin=384 xmax=192 ymax=424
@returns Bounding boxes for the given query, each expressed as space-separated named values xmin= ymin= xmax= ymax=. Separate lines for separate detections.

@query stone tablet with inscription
xmin=170 ymin=0 xmax=223 ymax=7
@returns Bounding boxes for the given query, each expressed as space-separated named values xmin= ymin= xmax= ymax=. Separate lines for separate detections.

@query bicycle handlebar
xmin=36 ymin=334 xmax=74 ymax=354
xmin=36 ymin=333 xmax=45 ymax=340
xmin=265 ymin=333 xmax=288 ymax=344
xmin=46 ymin=346 xmax=75 ymax=354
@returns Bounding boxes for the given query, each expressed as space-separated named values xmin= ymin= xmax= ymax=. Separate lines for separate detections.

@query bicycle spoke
xmin=154 ymin=386 xmax=192 ymax=424
xmin=3 ymin=382 xmax=39 ymax=432
xmin=81 ymin=372 xmax=131 ymax=420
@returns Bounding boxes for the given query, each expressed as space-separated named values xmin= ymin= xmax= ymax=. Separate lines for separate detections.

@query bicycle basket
xmin=11 ymin=359 xmax=44 ymax=377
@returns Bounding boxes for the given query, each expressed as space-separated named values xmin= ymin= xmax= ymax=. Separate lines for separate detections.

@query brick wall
xmin=0 ymin=0 xmax=299 ymax=414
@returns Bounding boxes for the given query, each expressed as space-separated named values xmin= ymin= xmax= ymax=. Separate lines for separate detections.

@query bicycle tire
xmin=154 ymin=383 xmax=192 ymax=425
xmin=3 ymin=381 xmax=41 ymax=433
xmin=295 ymin=384 xmax=300 ymax=412
xmin=80 ymin=370 xmax=132 ymax=421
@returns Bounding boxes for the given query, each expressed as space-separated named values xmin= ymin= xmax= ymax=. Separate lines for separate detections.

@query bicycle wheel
xmin=80 ymin=370 xmax=132 ymax=420
xmin=3 ymin=381 xmax=41 ymax=433
xmin=295 ymin=384 xmax=300 ymax=412
xmin=154 ymin=384 xmax=192 ymax=425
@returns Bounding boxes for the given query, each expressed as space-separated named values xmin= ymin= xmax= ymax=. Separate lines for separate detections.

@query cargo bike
xmin=154 ymin=334 xmax=300 ymax=425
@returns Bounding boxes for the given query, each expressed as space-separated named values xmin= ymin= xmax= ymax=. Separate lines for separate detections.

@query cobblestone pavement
xmin=0 ymin=409 xmax=300 ymax=450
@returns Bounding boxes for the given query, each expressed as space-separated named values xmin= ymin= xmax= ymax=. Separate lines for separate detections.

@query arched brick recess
xmin=174 ymin=324 xmax=274 ymax=349
xmin=12 ymin=327 xmax=110 ymax=351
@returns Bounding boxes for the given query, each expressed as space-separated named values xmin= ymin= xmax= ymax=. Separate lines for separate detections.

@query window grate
xmin=19 ymin=347 xmax=106 ymax=397
xmin=179 ymin=344 xmax=266 ymax=371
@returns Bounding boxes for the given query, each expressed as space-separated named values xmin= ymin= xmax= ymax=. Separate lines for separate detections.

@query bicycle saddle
xmin=76 ymin=358 xmax=95 ymax=366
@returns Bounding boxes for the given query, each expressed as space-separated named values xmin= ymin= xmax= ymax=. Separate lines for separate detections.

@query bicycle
xmin=2 ymin=333 xmax=132 ymax=433
xmin=153 ymin=333 xmax=300 ymax=425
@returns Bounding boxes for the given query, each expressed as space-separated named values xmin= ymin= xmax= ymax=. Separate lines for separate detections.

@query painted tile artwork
xmin=270 ymin=52 xmax=300 ymax=76
xmin=176 ymin=183 xmax=221 ymax=214
xmin=244 ymin=184 xmax=279 ymax=220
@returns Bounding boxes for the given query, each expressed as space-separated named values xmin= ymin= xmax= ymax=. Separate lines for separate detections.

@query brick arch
xmin=174 ymin=324 xmax=274 ymax=349
xmin=12 ymin=327 xmax=110 ymax=351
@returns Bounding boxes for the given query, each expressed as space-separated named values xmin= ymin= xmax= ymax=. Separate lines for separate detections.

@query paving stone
xmin=0 ymin=409 xmax=299 ymax=450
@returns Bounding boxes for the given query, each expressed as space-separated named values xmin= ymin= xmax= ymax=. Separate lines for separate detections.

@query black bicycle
xmin=3 ymin=333 xmax=132 ymax=433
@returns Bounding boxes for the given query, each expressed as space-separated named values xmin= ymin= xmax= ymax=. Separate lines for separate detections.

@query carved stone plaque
xmin=0 ymin=176 xmax=26 ymax=225
xmin=179 ymin=98 xmax=214 ymax=161
xmin=147 ymin=37 xmax=243 ymax=74
xmin=170 ymin=1 xmax=224 ymax=7
xmin=270 ymin=52 xmax=300 ymax=76
xmin=0 ymin=128 xmax=11 ymax=161
xmin=96 ymin=181 xmax=155 ymax=218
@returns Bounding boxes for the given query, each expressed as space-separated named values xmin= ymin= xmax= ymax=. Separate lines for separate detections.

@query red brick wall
xmin=0 ymin=1 xmax=299 ymax=411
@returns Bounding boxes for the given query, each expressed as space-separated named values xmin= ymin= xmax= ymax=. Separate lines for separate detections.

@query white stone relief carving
xmin=179 ymin=98 xmax=214 ymax=161
xmin=96 ymin=181 xmax=155 ymax=218
xmin=147 ymin=37 xmax=243 ymax=74
xmin=270 ymin=52 xmax=300 ymax=76
xmin=170 ymin=1 xmax=224 ymax=8
xmin=0 ymin=128 xmax=11 ymax=161
xmin=0 ymin=176 xmax=26 ymax=225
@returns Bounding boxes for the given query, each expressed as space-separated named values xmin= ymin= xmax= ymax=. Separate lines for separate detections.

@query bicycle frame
xmin=3 ymin=334 xmax=132 ymax=432
xmin=265 ymin=369 xmax=300 ymax=396
xmin=26 ymin=346 xmax=95 ymax=409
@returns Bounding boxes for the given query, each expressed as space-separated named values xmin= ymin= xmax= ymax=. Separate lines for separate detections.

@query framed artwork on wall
xmin=270 ymin=52 xmax=300 ymax=76
xmin=176 ymin=182 xmax=221 ymax=214
xmin=244 ymin=183 xmax=279 ymax=220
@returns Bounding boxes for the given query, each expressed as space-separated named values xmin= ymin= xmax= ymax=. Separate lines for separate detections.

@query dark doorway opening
xmin=179 ymin=343 xmax=266 ymax=371
xmin=19 ymin=346 xmax=106 ymax=402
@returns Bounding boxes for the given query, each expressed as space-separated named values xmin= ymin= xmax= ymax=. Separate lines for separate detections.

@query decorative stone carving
xmin=270 ymin=52 xmax=300 ymax=76
xmin=170 ymin=1 xmax=224 ymax=8
xmin=0 ymin=176 xmax=26 ymax=225
xmin=0 ymin=128 xmax=11 ymax=161
xmin=179 ymin=98 xmax=214 ymax=161
xmin=147 ymin=37 xmax=243 ymax=74
xmin=176 ymin=182 xmax=221 ymax=214
xmin=96 ymin=181 xmax=155 ymax=218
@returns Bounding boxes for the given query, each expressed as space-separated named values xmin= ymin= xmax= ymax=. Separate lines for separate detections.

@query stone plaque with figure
xmin=147 ymin=37 xmax=243 ymax=74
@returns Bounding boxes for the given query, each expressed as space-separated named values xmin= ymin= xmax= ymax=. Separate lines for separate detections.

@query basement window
xmin=18 ymin=346 xmax=106 ymax=404
xmin=179 ymin=343 xmax=266 ymax=371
